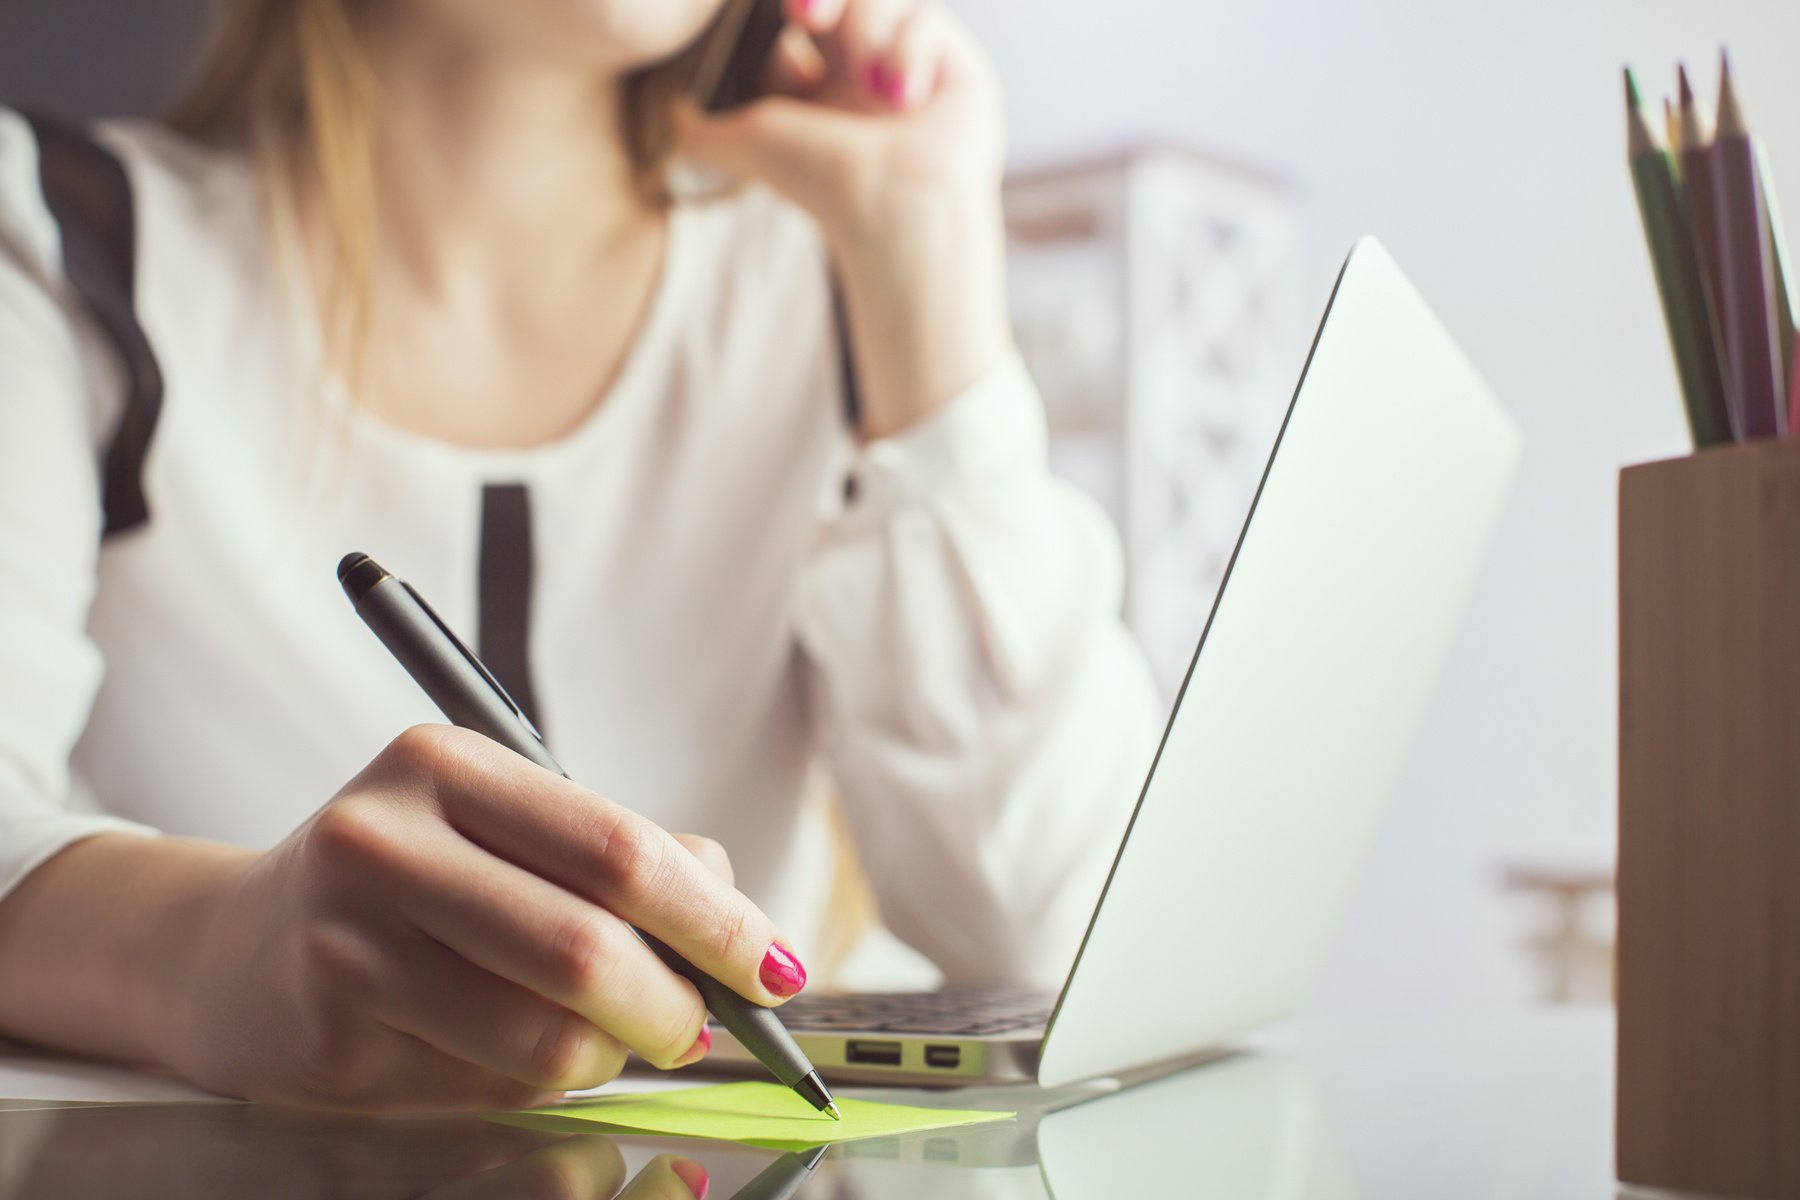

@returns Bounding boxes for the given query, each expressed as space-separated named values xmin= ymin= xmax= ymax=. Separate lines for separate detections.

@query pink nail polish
xmin=797 ymin=0 xmax=817 ymax=13
xmin=866 ymin=61 xmax=888 ymax=97
xmin=885 ymin=68 xmax=908 ymax=106
xmin=760 ymin=944 xmax=807 ymax=997
xmin=679 ymin=1025 xmax=713 ymax=1063
xmin=671 ymin=1159 xmax=710 ymax=1199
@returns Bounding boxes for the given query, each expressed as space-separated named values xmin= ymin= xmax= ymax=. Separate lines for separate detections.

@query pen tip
xmin=336 ymin=552 xmax=391 ymax=602
xmin=793 ymin=1070 xmax=840 ymax=1121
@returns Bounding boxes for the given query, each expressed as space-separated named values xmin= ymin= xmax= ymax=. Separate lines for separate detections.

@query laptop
xmin=710 ymin=236 xmax=1520 ymax=1087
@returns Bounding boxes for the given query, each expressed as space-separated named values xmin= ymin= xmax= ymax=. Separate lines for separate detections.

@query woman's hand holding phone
xmin=156 ymin=725 xmax=804 ymax=1110
xmin=673 ymin=0 xmax=1014 ymax=442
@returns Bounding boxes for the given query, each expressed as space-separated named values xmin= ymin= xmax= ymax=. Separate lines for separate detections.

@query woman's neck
xmin=291 ymin=10 xmax=674 ymax=450
xmin=355 ymin=11 xmax=657 ymax=304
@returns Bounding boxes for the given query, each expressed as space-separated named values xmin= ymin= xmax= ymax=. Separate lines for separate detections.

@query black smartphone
xmin=688 ymin=0 xmax=789 ymax=113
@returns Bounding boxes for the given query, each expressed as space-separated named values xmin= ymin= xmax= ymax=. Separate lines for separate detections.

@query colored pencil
xmin=1665 ymin=96 xmax=1682 ymax=158
xmin=1677 ymin=66 xmax=1726 ymax=327
xmin=1754 ymin=136 xmax=1798 ymax=419
xmin=1792 ymin=345 xmax=1800 ymax=437
xmin=1712 ymin=54 xmax=1785 ymax=438
xmin=1626 ymin=68 xmax=1734 ymax=446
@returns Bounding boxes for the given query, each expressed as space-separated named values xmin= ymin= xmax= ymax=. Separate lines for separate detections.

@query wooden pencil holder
xmin=1618 ymin=439 xmax=1800 ymax=1199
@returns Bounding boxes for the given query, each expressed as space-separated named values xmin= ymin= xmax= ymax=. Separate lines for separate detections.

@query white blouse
xmin=0 ymin=108 xmax=1163 ymax=989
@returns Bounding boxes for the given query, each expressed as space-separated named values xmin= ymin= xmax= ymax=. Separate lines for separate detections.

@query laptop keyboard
xmin=773 ymin=987 xmax=1057 ymax=1037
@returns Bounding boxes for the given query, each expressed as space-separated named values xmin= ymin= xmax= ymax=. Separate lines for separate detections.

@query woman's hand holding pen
xmin=158 ymin=725 xmax=807 ymax=1111
xmin=673 ymin=0 xmax=1013 ymax=441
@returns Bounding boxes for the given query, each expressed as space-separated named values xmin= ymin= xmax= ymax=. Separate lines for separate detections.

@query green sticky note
xmin=497 ymin=1081 xmax=1013 ymax=1150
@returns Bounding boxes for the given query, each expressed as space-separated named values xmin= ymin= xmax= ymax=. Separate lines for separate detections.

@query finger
xmin=764 ymin=23 xmax=827 ymax=96
xmin=787 ymin=0 xmax=847 ymax=35
xmin=874 ymin=3 xmax=949 ymax=108
xmin=619 ymin=1154 xmax=713 ymax=1200
xmin=372 ymin=930 xmax=631 ymax=1093
xmin=350 ymin=809 xmax=714 ymax=1067
xmin=419 ymin=1135 xmax=629 ymax=1200
xmin=833 ymin=0 xmax=914 ymax=92
xmin=914 ymin=5 xmax=996 ymax=96
xmin=412 ymin=727 xmax=807 ymax=1008
xmin=673 ymin=833 xmax=734 ymax=886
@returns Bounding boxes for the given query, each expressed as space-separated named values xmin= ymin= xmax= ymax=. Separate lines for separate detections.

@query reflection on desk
xmin=1037 ymin=1053 xmax=1352 ymax=1198
xmin=0 ymin=1014 xmax=1621 ymax=1197
xmin=0 ymin=1055 xmax=1341 ymax=1200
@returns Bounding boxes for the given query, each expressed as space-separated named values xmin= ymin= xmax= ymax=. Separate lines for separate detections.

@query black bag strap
xmin=23 ymin=111 xmax=164 ymax=539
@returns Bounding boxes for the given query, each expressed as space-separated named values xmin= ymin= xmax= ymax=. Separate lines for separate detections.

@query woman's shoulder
xmin=0 ymin=107 xmax=75 ymax=287
xmin=663 ymin=180 xmax=846 ymax=424
xmin=96 ymin=114 xmax=254 ymax=191
xmin=671 ymin=179 xmax=840 ymax=373
xmin=99 ymin=116 xmax=264 ymax=255
xmin=1 ymin=107 xmax=260 ymax=282
xmin=677 ymin=178 xmax=829 ymax=290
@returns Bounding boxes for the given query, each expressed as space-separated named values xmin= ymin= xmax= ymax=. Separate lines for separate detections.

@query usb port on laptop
xmin=845 ymin=1040 xmax=903 ymax=1066
xmin=924 ymin=1044 xmax=961 ymax=1069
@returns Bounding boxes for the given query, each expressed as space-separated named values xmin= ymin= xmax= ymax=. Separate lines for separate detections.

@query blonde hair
xmin=166 ymin=0 xmax=705 ymax=388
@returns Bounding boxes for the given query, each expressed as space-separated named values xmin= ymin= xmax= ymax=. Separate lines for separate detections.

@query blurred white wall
xmin=950 ymin=0 xmax=1800 ymax=1009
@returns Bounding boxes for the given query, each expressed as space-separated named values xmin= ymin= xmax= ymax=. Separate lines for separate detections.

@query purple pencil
xmin=1712 ymin=54 xmax=1785 ymax=438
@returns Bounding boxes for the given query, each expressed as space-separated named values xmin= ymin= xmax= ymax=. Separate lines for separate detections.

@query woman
xmin=0 ymin=0 xmax=1160 ymax=1111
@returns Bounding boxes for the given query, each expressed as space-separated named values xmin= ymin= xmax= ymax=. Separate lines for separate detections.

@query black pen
xmin=336 ymin=552 xmax=840 ymax=1120
xmin=730 ymin=1145 xmax=831 ymax=1200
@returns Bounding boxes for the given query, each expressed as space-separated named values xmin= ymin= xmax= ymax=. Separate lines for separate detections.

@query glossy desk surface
xmin=0 ymin=1012 xmax=1632 ymax=1198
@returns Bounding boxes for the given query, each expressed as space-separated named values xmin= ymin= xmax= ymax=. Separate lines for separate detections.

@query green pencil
xmin=1625 ymin=67 xmax=1734 ymax=446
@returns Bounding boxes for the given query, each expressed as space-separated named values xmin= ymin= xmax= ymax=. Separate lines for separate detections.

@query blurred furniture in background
xmin=1499 ymin=863 xmax=1614 ymax=1004
xmin=1005 ymin=146 xmax=1305 ymax=696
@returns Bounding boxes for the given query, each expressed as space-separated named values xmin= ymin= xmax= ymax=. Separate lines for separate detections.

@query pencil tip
xmin=1716 ymin=51 xmax=1747 ymax=137
xmin=1677 ymin=62 xmax=1694 ymax=107
xmin=1624 ymin=65 xmax=1641 ymax=110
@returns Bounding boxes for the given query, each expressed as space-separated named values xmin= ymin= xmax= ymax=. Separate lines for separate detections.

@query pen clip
xmin=398 ymin=579 xmax=549 ymax=746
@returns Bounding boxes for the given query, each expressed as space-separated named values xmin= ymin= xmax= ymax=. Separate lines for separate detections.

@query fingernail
xmin=866 ymin=61 xmax=888 ymax=97
xmin=760 ymin=943 xmax=807 ymax=997
xmin=797 ymin=0 xmax=817 ymax=14
xmin=671 ymin=1158 xmax=710 ymax=1199
xmin=681 ymin=1025 xmax=713 ymax=1063
xmin=885 ymin=66 xmax=908 ymax=106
